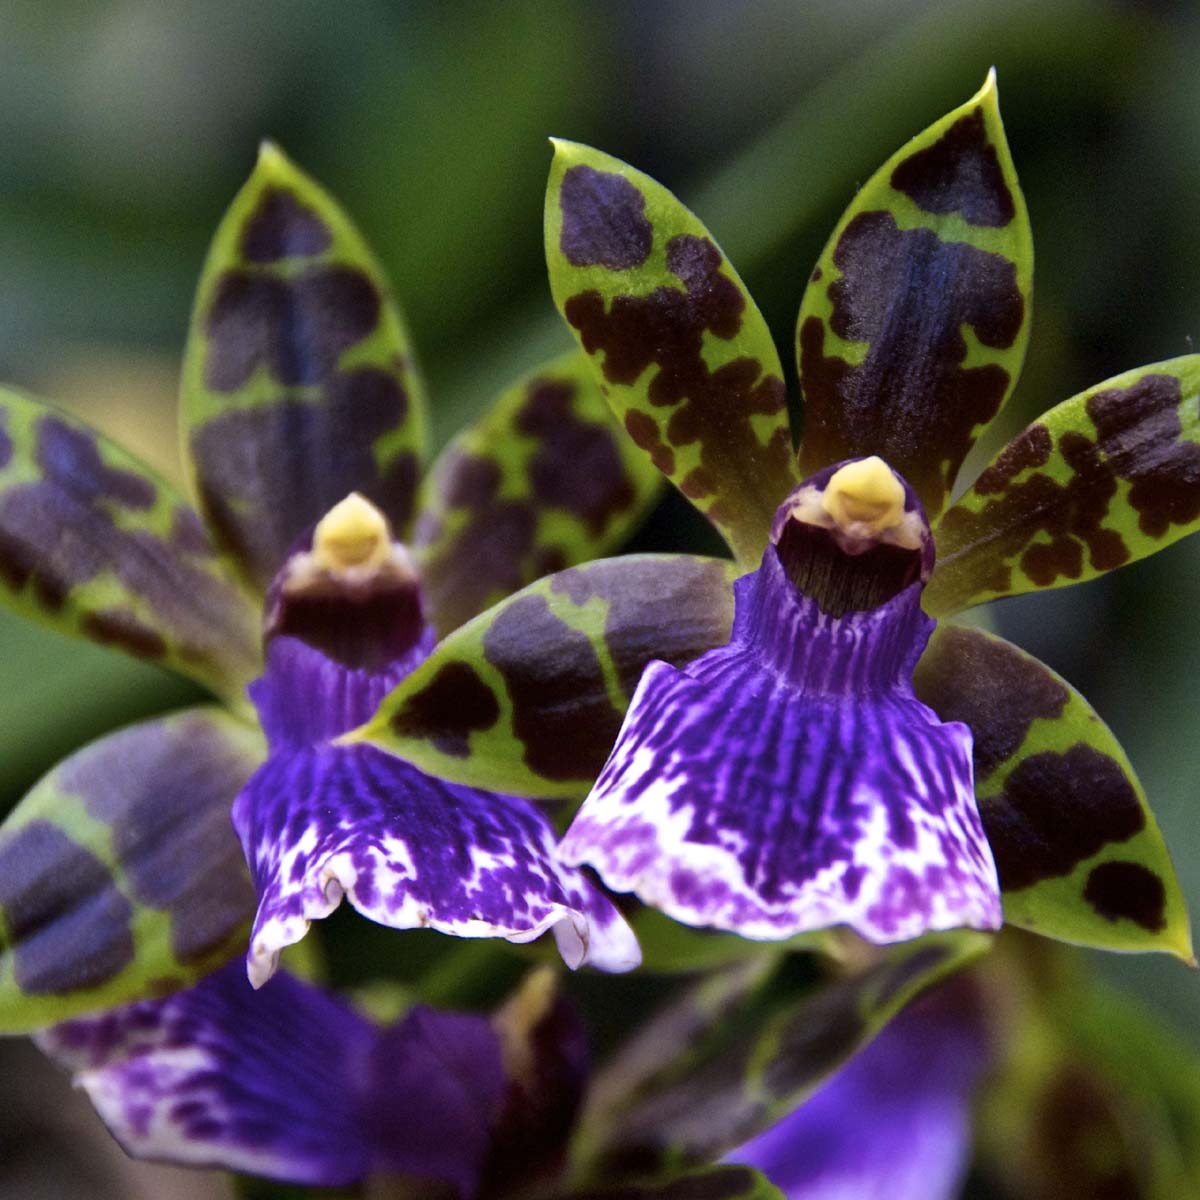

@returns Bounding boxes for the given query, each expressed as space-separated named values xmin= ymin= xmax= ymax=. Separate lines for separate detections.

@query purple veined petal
xmin=559 ymin=544 xmax=1001 ymax=945
xmin=37 ymin=962 xmax=507 ymax=1194
xmin=728 ymin=982 xmax=988 ymax=1199
xmin=233 ymin=743 xmax=640 ymax=987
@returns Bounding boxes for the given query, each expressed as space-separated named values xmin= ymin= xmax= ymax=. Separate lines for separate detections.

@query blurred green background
xmin=0 ymin=0 xmax=1196 ymax=1070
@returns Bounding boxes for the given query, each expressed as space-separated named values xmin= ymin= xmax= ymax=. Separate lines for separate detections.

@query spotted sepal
xmin=180 ymin=142 xmax=429 ymax=596
xmin=546 ymin=141 xmax=800 ymax=568
xmin=0 ymin=707 xmax=264 ymax=1033
xmin=350 ymin=554 xmax=738 ymax=799
xmin=574 ymin=931 xmax=990 ymax=1178
xmin=413 ymin=351 xmax=662 ymax=637
xmin=0 ymin=387 xmax=260 ymax=703
xmin=926 ymin=356 xmax=1200 ymax=615
xmin=913 ymin=625 xmax=1193 ymax=961
xmin=796 ymin=70 xmax=1032 ymax=519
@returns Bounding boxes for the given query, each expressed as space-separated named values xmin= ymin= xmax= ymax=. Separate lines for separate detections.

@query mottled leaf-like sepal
xmin=796 ymin=70 xmax=1032 ymax=518
xmin=576 ymin=931 xmax=990 ymax=1175
xmin=913 ymin=625 xmax=1193 ymax=960
xmin=413 ymin=351 xmax=662 ymax=636
xmin=0 ymin=387 xmax=259 ymax=701
xmin=351 ymin=554 xmax=738 ymax=798
xmin=927 ymin=355 xmax=1200 ymax=614
xmin=180 ymin=142 xmax=429 ymax=594
xmin=0 ymin=707 xmax=264 ymax=1032
xmin=730 ymin=982 xmax=987 ymax=1200
xmin=560 ymin=547 xmax=1000 ymax=945
xmin=232 ymin=742 xmax=640 ymax=987
xmin=546 ymin=141 xmax=799 ymax=567
xmin=38 ymin=962 xmax=508 ymax=1193
xmin=551 ymin=1167 xmax=785 ymax=1200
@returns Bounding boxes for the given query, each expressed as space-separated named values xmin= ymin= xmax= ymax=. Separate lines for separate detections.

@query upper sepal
xmin=927 ymin=355 xmax=1200 ymax=614
xmin=0 ymin=707 xmax=264 ymax=1032
xmin=349 ymin=554 xmax=738 ymax=798
xmin=180 ymin=143 xmax=429 ymax=595
xmin=413 ymin=351 xmax=662 ymax=636
xmin=546 ymin=140 xmax=800 ymax=567
xmin=914 ymin=625 xmax=1193 ymax=961
xmin=796 ymin=70 xmax=1032 ymax=519
xmin=0 ymin=387 xmax=259 ymax=702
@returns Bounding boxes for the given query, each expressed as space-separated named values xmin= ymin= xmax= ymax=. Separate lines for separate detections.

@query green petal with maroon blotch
xmin=180 ymin=142 xmax=429 ymax=596
xmin=913 ymin=625 xmax=1192 ymax=961
xmin=412 ymin=351 xmax=662 ymax=637
xmin=795 ymin=70 xmax=1032 ymax=519
xmin=573 ymin=931 xmax=989 ymax=1179
xmin=346 ymin=554 xmax=738 ymax=799
xmin=545 ymin=141 xmax=799 ymax=568
xmin=0 ymin=706 xmax=265 ymax=1032
xmin=0 ymin=386 xmax=260 ymax=704
xmin=926 ymin=355 xmax=1200 ymax=615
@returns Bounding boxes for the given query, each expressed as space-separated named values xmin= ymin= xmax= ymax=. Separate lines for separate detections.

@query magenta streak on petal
xmin=558 ymin=544 xmax=1000 ymax=944
xmin=728 ymin=983 xmax=988 ymax=1199
xmin=37 ymin=961 xmax=508 ymax=1194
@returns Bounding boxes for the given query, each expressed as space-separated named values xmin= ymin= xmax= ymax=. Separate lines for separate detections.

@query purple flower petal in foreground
xmin=37 ymin=962 xmax=506 ymax=1194
xmin=560 ymin=458 xmax=1001 ymax=944
xmin=234 ymin=495 xmax=639 ymax=986
xmin=729 ymin=982 xmax=988 ymax=1199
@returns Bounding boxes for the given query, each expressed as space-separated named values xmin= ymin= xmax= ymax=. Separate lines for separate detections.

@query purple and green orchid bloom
xmin=0 ymin=143 xmax=663 ymax=1029
xmin=350 ymin=72 xmax=1193 ymax=965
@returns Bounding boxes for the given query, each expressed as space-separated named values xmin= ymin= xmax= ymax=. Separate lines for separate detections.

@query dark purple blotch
xmin=61 ymin=716 xmax=258 ymax=963
xmin=240 ymin=186 xmax=333 ymax=263
xmin=387 ymin=661 xmax=501 ymax=757
xmin=1082 ymin=860 xmax=1167 ymax=932
xmin=913 ymin=627 xmax=1068 ymax=780
xmin=0 ymin=820 xmax=134 ymax=993
xmin=890 ymin=108 xmax=1016 ymax=227
xmin=559 ymin=165 xmax=653 ymax=270
xmin=483 ymin=593 xmax=623 ymax=781
xmin=799 ymin=210 xmax=1023 ymax=512
xmin=191 ymin=366 xmax=415 ymax=592
xmin=203 ymin=266 xmax=380 ymax=393
xmin=981 ymin=744 xmax=1144 ymax=891
xmin=517 ymin=378 xmax=635 ymax=535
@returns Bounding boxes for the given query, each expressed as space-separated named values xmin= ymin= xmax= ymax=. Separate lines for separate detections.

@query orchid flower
xmin=0 ymin=144 xmax=661 ymax=1031
xmin=353 ymin=73 xmax=1193 ymax=965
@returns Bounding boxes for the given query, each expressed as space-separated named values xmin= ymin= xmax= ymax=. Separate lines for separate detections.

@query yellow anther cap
xmin=821 ymin=457 xmax=905 ymax=537
xmin=312 ymin=493 xmax=392 ymax=573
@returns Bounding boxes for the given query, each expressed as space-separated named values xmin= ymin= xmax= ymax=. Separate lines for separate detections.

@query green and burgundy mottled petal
xmin=926 ymin=356 xmax=1200 ymax=615
xmin=413 ymin=351 xmax=661 ymax=636
xmin=914 ymin=625 xmax=1192 ymax=961
xmin=0 ymin=707 xmax=264 ymax=1032
xmin=0 ymin=387 xmax=259 ymax=702
xmin=796 ymin=71 xmax=1032 ymax=519
xmin=180 ymin=143 xmax=428 ymax=595
xmin=350 ymin=554 xmax=738 ymax=798
xmin=546 ymin=141 xmax=799 ymax=568
xmin=574 ymin=931 xmax=990 ymax=1178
